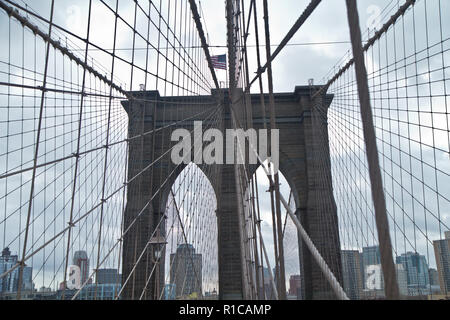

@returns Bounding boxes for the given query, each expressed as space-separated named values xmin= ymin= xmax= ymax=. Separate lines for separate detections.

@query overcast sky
xmin=204 ymin=0 xmax=395 ymax=92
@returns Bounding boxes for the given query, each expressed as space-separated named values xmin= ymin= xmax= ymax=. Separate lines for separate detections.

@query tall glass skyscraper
xmin=361 ymin=245 xmax=381 ymax=290
xmin=0 ymin=247 xmax=33 ymax=294
xmin=396 ymin=252 xmax=430 ymax=294
xmin=341 ymin=250 xmax=363 ymax=300
xmin=73 ymin=251 xmax=90 ymax=286
xmin=362 ymin=246 xmax=381 ymax=267
xmin=169 ymin=244 xmax=202 ymax=298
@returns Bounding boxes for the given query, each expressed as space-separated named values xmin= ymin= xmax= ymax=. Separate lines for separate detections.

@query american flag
xmin=211 ymin=54 xmax=227 ymax=70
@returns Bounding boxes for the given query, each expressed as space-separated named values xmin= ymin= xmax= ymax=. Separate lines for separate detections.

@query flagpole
xmin=226 ymin=55 xmax=228 ymax=89
xmin=226 ymin=70 xmax=228 ymax=89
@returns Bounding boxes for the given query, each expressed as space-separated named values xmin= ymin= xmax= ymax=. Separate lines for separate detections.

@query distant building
xmin=55 ymin=289 xmax=77 ymax=300
xmin=33 ymin=289 xmax=57 ymax=300
xmin=78 ymin=283 xmax=120 ymax=300
xmin=362 ymin=246 xmax=381 ymax=266
xmin=359 ymin=245 xmax=410 ymax=298
xmin=396 ymin=264 xmax=408 ymax=297
xmin=59 ymin=281 xmax=67 ymax=291
xmin=288 ymin=275 xmax=301 ymax=300
xmin=73 ymin=251 xmax=90 ymax=286
xmin=164 ymin=284 xmax=176 ymax=300
xmin=39 ymin=286 xmax=52 ymax=293
xmin=169 ymin=244 xmax=202 ymax=298
xmin=1 ymin=247 xmax=19 ymax=293
xmin=361 ymin=246 xmax=381 ymax=289
xmin=433 ymin=231 xmax=450 ymax=295
xmin=429 ymin=268 xmax=440 ymax=287
xmin=261 ymin=267 xmax=276 ymax=299
xmin=204 ymin=288 xmax=218 ymax=300
xmin=359 ymin=264 xmax=408 ymax=300
xmin=96 ymin=269 xmax=121 ymax=285
xmin=396 ymin=252 xmax=430 ymax=296
xmin=341 ymin=250 xmax=363 ymax=300
xmin=0 ymin=247 xmax=33 ymax=294
xmin=360 ymin=245 xmax=383 ymax=298
xmin=0 ymin=291 xmax=36 ymax=300
xmin=21 ymin=267 xmax=33 ymax=292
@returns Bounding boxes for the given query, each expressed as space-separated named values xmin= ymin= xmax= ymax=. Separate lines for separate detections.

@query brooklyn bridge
xmin=0 ymin=0 xmax=449 ymax=301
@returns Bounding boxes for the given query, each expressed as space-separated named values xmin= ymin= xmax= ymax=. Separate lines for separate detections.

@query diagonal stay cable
xmin=247 ymin=0 xmax=322 ymax=90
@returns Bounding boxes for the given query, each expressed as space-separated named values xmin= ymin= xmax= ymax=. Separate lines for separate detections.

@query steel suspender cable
xmin=345 ymin=0 xmax=400 ymax=300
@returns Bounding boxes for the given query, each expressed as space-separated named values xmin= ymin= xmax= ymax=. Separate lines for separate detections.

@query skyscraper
xmin=288 ymin=275 xmax=301 ymax=299
xmin=261 ymin=267 xmax=276 ymax=300
xmin=433 ymin=231 xmax=450 ymax=295
xmin=396 ymin=252 xmax=430 ymax=295
xmin=341 ymin=250 xmax=363 ymax=300
xmin=359 ymin=246 xmax=409 ymax=298
xmin=362 ymin=246 xmax=381 ymax=267
xmin=361 ymin=245 xmax=381 ymax=290
xmin=0 ymin=248 xmax=17 ymax=293
xmin=0 ymin=248 xmax=33 ymax=294
xmin=429 ymin=268 xmax=439 ymax=286
xmin=395 ymin=264 xmax=408 ymax=297
xmin=73 ymin=251 xmax=90 ymax=285
xmin=169 ymin=244 xmax=202 ymax=298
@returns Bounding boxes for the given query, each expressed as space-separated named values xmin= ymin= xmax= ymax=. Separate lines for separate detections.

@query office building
xmin=361 ymin=245 xmax=381 ymax=292
xmin=73 ymin=251 xmax=90 ymax=286
xmin=169 ymin=244 xmax=202 ymax=298
xmin=396 ymin=252 xmax=430 ymax=296
xmin=261 ymin=267 xmax=276 ymax=299
xmin=428 ymin=267 xmax=441 ymax=294
xmin=362 ymin=246 xmax=381 ymax=268
xmin=433 ymin=231 xmax=450 ymax=295
xmin=341 ymin=250 xmax=363 ymax=300
xmin=358 ymin=245 xmax=409 ymax=298
xmin=396 ymin=264 xmax=408 ymax=297
xmin=78 ymin=283 xmax=120 ymax=300
xmin=0 ymin=247 xmax=33 ymax=294
xmin=288 ymin=275 xmax=301 ymax=299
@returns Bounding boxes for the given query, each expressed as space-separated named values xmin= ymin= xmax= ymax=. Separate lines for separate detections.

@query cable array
xmin=0 ymin=0 xmax=448 ymax=302
xmin=323 ymin=0 xmax=450 ymax=299
xmin=0 ymin=0 xmax=219 ymax=300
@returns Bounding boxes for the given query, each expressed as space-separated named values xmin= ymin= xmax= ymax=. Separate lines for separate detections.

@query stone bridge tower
xmin=120 ymin=85 xmax=342 ymax=300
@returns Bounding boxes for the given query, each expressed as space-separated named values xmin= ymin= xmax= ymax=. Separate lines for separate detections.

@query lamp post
xmin=150 ymin=235 xmax=166 ymax=300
